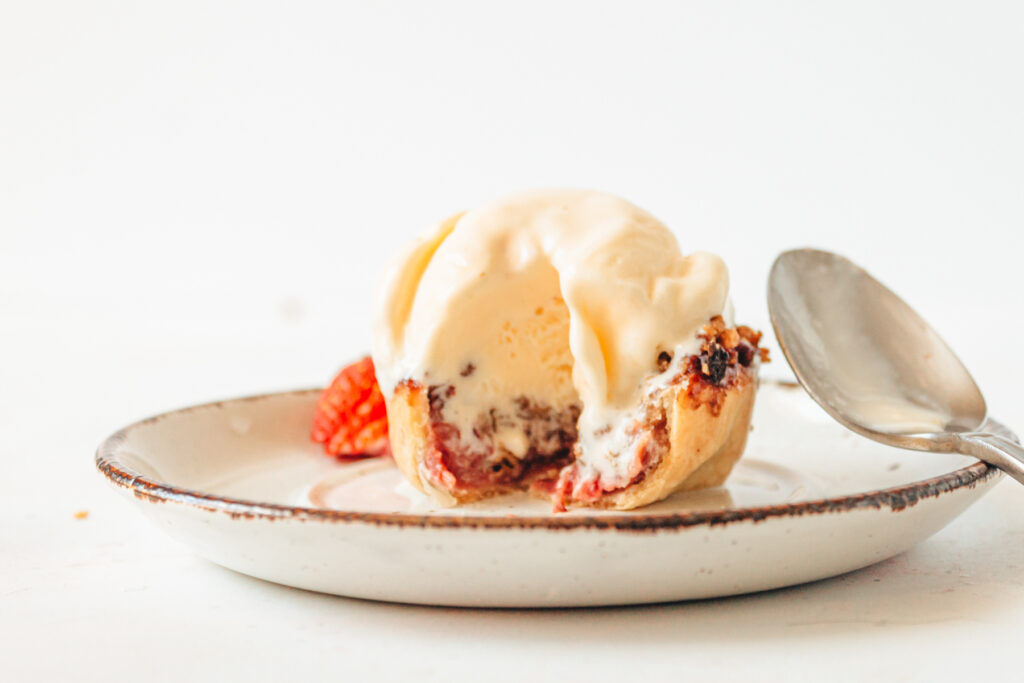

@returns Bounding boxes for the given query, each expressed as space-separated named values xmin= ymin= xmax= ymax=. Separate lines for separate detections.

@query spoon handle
xmin=960 ymin=433 xmax=1024 ymax=485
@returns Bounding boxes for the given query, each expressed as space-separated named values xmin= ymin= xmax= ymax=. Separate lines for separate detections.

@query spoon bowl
xmin=768 ymin=248 xmax=1024 ymax=483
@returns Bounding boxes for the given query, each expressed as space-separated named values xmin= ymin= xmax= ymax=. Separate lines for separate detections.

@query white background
xmin=3 ymin=1 xmax=1023 ymax=681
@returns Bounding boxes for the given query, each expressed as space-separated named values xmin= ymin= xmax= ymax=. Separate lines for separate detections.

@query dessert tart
xmin=365 ymin=189 xmax=767 ymax=511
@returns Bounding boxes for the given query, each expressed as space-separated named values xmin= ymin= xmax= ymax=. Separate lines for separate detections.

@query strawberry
xmin=311 ymin=356 xmax=391 ymax=458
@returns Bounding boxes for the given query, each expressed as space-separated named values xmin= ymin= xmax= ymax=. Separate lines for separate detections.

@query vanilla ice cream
xmin=373 ymin=189 xmax=734 ymax=494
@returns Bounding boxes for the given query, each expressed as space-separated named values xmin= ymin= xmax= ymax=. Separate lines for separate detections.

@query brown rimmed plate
xmin=96 ymin=381 xmax=1004 ymax=606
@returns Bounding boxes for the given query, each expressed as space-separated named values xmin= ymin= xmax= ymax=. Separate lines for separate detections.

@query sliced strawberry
xmin=311 ymin=356 xmax=391 ymax=458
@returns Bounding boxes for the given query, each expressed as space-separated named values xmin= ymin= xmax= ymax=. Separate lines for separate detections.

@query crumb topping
xmin=681 ymin=315 xmax=770 ymax=416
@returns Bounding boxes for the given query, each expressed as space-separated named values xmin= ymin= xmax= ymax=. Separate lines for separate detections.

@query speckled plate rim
xmin=95 ymin=384 xmax=1006 ymax=531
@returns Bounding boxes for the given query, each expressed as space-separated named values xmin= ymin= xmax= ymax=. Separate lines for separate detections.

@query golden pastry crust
xmin=386 ymin=382 xmax=432 ymax=498
xmin=592 ymin=375 xmax=755 ymax=510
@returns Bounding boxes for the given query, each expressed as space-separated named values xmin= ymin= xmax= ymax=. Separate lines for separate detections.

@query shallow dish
xmin=96 ymin=382 xmax=1007 ymax=607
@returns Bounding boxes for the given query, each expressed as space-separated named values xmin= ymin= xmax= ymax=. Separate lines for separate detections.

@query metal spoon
xmin=768 ymin=248 xmax=1024 ymax=484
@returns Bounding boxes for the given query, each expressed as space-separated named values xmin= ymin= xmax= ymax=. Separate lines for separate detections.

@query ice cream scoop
xmin=374 ymin=190 xmax=729 ymax=471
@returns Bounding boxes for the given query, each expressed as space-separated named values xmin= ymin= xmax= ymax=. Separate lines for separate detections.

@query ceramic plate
xmin=96 ymin=381 xmax=1008 ymax=607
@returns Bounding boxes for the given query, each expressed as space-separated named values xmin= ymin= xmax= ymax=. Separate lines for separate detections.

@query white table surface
xmin=3 ymin=2 xmax=1024 ymax=680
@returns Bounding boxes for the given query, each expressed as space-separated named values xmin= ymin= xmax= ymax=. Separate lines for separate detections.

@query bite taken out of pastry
xmin=372 ymin=189 xmax=767 ymax=511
